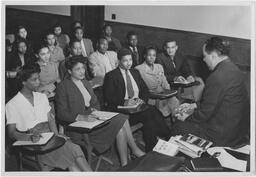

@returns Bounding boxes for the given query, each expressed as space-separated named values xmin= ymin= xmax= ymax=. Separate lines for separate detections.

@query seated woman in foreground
xmin=5 ymin=64 xmax=92 ymax=171
xmin=55 ymin=56 xmax=145 ymax=167
xmin=135 ymin=46 xmax=180 ymax=117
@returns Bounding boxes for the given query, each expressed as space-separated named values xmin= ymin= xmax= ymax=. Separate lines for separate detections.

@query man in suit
xmin=103 ymin=48 xmax=171 ymax=152
xmin=172 ymin=37 xmax=250 ymax=146
xmin=88 ymin=37 xmax=118 ymax=86
xmin=73 ymin=26 xmax=94 ymax=57
xmin=157 ymin=40 xmax=205 ymax=101
xmin=124 ymin=31 xmax=144 ymax=68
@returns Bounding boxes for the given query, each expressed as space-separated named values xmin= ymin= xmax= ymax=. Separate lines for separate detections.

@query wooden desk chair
xmin=57 ymin=122 xmax=114 ymax=171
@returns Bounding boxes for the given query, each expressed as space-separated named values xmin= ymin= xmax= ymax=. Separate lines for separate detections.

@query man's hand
xmin=174 ymin=103 xmax=196 ymax=121
xmin=187 ymin=75 xmax=195 ymax=83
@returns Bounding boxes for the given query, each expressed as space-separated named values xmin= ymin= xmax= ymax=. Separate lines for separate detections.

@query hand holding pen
xmin=28 ymin=129 xmax=42 ymax=143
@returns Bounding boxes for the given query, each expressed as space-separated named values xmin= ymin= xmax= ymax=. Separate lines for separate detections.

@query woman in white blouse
xmin=5 ymin=64 xmax=92 ymax=171
xmin=135 ymin=46 xmax=180 ymax=117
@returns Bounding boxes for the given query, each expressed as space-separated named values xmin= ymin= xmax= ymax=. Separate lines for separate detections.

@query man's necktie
xmin=132 ymin=46 xmax=139 ymax=65
xmin=171 ymin=57 xmax=176 ymax=69
xmin=125 ymin=70 xmax=134 ymax=98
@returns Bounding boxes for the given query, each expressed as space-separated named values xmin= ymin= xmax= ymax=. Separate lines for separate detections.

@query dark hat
xmin=117 ymin=48 xmax=132 ymax=60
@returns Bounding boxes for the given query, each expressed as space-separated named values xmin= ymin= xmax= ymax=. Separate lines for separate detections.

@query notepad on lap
xmin=70 ymin=111 xmax=118 ymax=129
xmin=13 ymin=132 xmax=54 ymax=146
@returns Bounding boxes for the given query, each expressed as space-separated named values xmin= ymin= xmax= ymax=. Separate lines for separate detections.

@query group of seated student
xmin=5 ymin=21 xmax=250 ymax=171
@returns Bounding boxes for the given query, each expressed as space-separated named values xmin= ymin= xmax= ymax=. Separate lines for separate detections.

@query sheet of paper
xmin=118 ymin=102 xmax=141 ymax=109
xmin=225 ymin=145 xmax=250 ymax=155
xmin=69 ymin=120 xmax=104 ymax=129
xmin=13 ymin=132 xmax=54 ymax=146
xmin=153 ymin=139 xmax=179 ymax=157
xmin=207 ymin=147 xmax=247 ymax=172
xmin=91 ymin=111 xmax=119 ymax=120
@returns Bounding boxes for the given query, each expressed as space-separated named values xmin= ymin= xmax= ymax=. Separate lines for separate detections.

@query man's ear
xmin=68 ymin=69 xmax=72 ymax=75
xmin=176 ymin=45 xmax=179 ymax=51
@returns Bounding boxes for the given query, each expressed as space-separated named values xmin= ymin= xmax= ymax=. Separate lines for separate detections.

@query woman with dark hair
xmin=55 ymin=56 xmax=145 ymax=167
xmin=135 ymin=46 xmax=180 ymax=117
xmin=102 ymin=24 xmax=122 ymax=52
xmin=5 ymin=63 xmax=92 ymax=171
xmin=6 ymin=38 xmax=36 ymax=101
xmin=15 ymin=25 xmax=34 ymax=55
xmin=53 ymin=23 xmax=70 ymax=56
xmin=44 ymin=31 xmax=65 ymax=64
xmin=35 ymin=44 xmax=60 ymax=97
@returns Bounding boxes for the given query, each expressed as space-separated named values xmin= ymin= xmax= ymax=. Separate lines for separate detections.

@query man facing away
xmin=172 ymin=37 xmax=250 ymax=147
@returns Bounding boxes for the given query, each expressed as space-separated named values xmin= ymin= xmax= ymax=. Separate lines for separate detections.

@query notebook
xmin=190 ymin=157 xmax=223 ymax=172
xmin=69 ymin=111 xmax=118 ymax=129
xmin=117 ymin=102 xmax=141 ymax=109
xmin=13 ymin=132 xmax=54 ymax=146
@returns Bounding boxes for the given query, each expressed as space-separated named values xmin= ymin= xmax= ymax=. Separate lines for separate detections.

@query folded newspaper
xmin=169 ymin=134 xmax=213 ymax=158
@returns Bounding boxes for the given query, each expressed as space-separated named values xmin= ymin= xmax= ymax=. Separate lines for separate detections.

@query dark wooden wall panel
xmin=106 ymin=21 xmax=251 ymax=67
xmin=6 ymin=7 xmax=72 ymax=48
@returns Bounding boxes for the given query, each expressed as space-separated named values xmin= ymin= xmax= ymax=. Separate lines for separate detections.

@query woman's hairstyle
xmin=65 ymin=55 xmax=86 ymax=70
xmin=44 ymin=30 xmax=57 ymax=46
xmin=35 ymin=43 xmax=49 ymax=54
xmin=14 ymin=38 xmax=28 ymax=52
xmin=53 ymin=22 xmax=62 ymax=29
xmin=102 ymin=24 xmax=112 ymax=31
xmin=204 ymin=37 xmax=230 ymax=56
xmin=16 ymin=25 xmax=27 ymax=34
xmin=69 ymin=39 xmax=81 ymax=48
xmin=17 ymin=63 xmax=41 ymax=82
xmin=143 ymin=46 xmax=157 ymax=56
xmin=71 ymin=20 xmax=82 ymax=28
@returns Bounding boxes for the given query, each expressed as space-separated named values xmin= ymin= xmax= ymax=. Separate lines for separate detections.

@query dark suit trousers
xmin=129 ymin=105 xmax=171 ymax=152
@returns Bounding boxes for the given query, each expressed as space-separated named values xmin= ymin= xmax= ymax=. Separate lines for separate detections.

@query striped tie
xmin=125 ymin=70 xmax=134 ymax=98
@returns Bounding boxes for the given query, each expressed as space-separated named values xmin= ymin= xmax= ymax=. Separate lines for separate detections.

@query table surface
xmin=18 ymin=136 xmax=66 ymax=154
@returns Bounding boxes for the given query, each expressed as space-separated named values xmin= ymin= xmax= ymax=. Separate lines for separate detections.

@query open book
xmin=13 ymin=132 xmax=54 ymax=146
xmin=69 ymin=111 xmax=119 ymax=130
xmin=169 ymin=134 xmax=213 ymax=158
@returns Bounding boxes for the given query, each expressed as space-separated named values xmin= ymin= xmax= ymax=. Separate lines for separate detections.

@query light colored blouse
xmin=49 ymin=46 xmax=65 ymax=63
xmin=5 ymin=92 xmax=51 ymax=131
xmin=135 ymin=62 xmax=170 ymax=92
xmin=38 ymin=61 xmax=60 ymax=93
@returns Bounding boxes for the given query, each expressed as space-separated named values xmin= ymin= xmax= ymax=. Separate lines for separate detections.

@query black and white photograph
xmin=1 ymin=1 xmax=255 ymax=176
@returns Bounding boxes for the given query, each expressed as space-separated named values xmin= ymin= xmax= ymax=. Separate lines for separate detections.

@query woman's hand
xmin=57 ymin=133 xmax=70 ymax=141
xmin=30 ymin=133 xmax=41 ymax=143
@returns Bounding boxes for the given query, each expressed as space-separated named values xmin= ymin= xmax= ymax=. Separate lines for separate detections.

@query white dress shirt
xmin=119 ymin=67 xmax=139 ymax=99
xmin=80 ymin=40 xmax=87 ymax=57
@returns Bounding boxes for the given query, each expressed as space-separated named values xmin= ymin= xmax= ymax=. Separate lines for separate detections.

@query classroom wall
xmin=7 ymin=5 xmax=71 ymax=16
xmin=105 ymin=6 xmax=251 ymax=39
xmin=104 ymin=6 xmax=251 ymax=67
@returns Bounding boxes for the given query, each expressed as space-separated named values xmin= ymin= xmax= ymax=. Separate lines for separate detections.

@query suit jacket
xmin=103 ymin=68 xmax=149 ymax=111
xmin=190 ymin=59 xmax=250 ymax=146
xmin=124 ymin=45 xmax=144 ymax=68
xmin=108 ymin=36 xmax=122 ymax=52
xmin=55 ymin=78 xmax=100 ymax=123
xmin=82 ymin=38 xmax=94 ymax=57
xmin=156 ymin=52 xmax=193 ymax=83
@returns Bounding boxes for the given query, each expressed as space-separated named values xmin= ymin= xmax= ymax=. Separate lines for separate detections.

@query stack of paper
xmin=13 ymin=132 xmax=54 ymax=146
xmin=207 ymin=147 xmax=247 ymax=172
